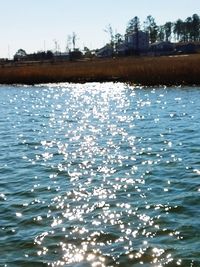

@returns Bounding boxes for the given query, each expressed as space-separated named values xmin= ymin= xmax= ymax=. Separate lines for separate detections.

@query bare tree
xmin=66 ymin=35 xmax=72 ymax=52
xmin=104 ymin=24 xmax=114 ymax=48
xmin=72 ymin=32 xmax=77 ymax=51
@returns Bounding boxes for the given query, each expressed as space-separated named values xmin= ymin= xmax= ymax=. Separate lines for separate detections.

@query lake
xmin=0 ymin=82 xmax=200 ymax=267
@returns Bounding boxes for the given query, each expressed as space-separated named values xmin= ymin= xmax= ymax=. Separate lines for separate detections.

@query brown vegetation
xmin=0 ymin=54 xmax=200 ymax=86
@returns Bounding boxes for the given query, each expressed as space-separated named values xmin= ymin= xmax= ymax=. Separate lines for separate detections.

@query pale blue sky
xmin=0 ymin=0 xmax=199 ymax=58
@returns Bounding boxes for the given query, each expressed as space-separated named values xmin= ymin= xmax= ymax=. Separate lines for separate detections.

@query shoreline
xmin=0 ymin=54 xmax=200 ymax=86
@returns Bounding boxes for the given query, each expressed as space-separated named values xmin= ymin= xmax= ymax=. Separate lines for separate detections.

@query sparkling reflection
xmin=31 ymin=83 xmax=175 ymax=266
xmin=2 ymin=83 xmax=200 ymax=266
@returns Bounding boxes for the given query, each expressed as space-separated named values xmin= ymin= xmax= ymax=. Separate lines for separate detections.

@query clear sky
xmin=0 ymin=0 xmax=199 ymax=58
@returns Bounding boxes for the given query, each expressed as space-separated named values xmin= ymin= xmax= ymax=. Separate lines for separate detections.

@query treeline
xmin=107 ymin=14 xmax=200 ymax=47
xmin=127 ymin=14 xmax=200 ymax=43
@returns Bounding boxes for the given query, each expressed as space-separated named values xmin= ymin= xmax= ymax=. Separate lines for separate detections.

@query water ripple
xmin=0 ymin=83 xmax=200 ymax=266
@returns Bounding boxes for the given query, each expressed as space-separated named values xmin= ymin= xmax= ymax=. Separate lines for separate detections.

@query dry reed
xmin=0 ymin=54 xmax=200 ymax=86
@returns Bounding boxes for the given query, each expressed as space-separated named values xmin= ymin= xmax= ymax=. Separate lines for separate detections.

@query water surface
xmin=0 ymin=83 xmax=200 ymax=267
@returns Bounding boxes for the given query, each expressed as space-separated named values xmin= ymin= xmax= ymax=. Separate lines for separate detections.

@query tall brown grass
xmin=0 ymin=54 xmax=200 ymax=86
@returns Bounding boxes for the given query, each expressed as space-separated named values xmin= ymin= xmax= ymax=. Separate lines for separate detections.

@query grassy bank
xmin=0 ymin=54 xmax=200 ymax=86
